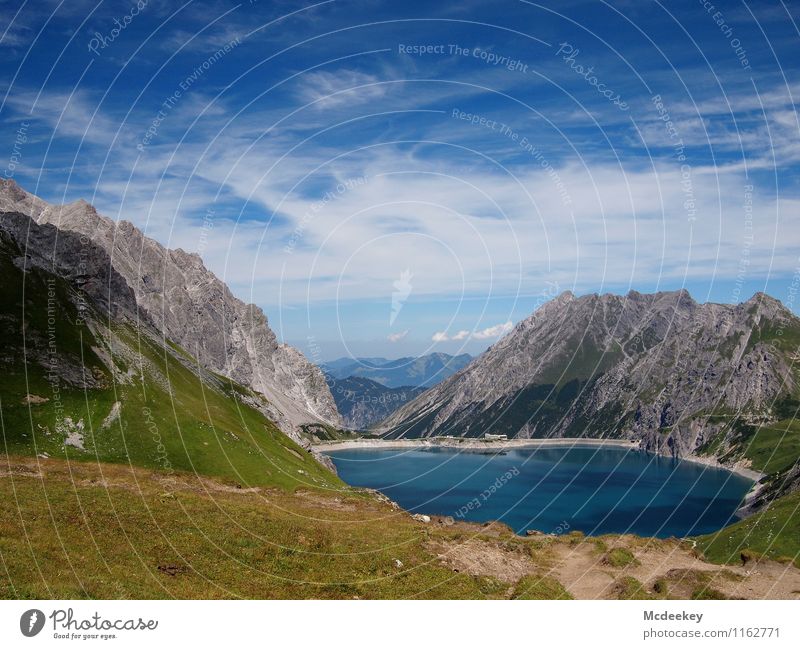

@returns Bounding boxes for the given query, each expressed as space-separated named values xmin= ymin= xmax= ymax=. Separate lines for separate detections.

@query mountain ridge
xmin=325 ymin=374 xmax=426 ymax=429
xmin=0 ymin=179 xmax=341 ymax=437
xmin=323 ymin=352 xmax=472 ymax=388
xmin=375 ymin=288 xmax=800 ymax=504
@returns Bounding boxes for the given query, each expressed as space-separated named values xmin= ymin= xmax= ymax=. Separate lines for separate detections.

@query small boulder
xmin=22 ymin=394 xmax=49 ymax=405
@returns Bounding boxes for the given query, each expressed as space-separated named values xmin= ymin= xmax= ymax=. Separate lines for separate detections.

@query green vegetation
xmin=604 ymin=547 xmax=640 ymax=568
xmin=663 ymin=569 xmax=736 ymax=600
xmin=511 ymin=575 xmax=573 ymax=600
xmin=0 ymin=457 xmax=503 ymax=599
xmin=747 ymin=319 xmax=800 ymax=354
xmin=2 ymin=234 xmax=800 ymax=599
xmin=0 ymin=456 xmax=582 ymax=600
xmin=695 ymin=490 xmax=800 ymax=568
xmin=651 ymin=578 xmax=669 ymax=598
xmin=691 ymin=586 xmax=727 ymax=600
xmin=731 ymin=418 xmax=800 ymax=475
xmin=613 ymin=576 xmax=652 ymax=600
xmin=0 ymin=240 xmax=336 ymax=491
xmin=298 ymin=423 xmax=360 ymax=443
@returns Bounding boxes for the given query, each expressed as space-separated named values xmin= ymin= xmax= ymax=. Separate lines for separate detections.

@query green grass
xmin=690 ymin=586 xmax=727 ymax=600
xmin=734 ymin=418 xmax=800 ymax=475
xmin=0 ymin=240 xmax=337 ymax=492
xmin=0 ymin=457 xmax=509 ymax=599
xmin=511 ymin=575 xmax=573 ymax=600
xmin=613 ymin=576 xmax=652 ymax=600
xmin=0 ymin=327 xmax=337 ymax=491
xmin=298 ymin=423 xmax=360 ymax=443
xmin=747 ymin=319 xmax=800 ymax=354
xmin=695 ymin=490 xmax=800 ymax=568
xmin=604 ymin=547 xmax=639 ymax=568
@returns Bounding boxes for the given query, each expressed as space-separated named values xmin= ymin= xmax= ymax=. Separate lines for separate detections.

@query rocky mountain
xmin=0 ymin=206 xmax=340 ymax=480
xmin=325 ymin=375 xmax=426 ymax=429
xmin=0 ymin=179 xmax=341 ymax=438
xmin=376 ymin=290 xmax=800 ymax=477
xmin=323 ymin=352 xmax=472 ymax=388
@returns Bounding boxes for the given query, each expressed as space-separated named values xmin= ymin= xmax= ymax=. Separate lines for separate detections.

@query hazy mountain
xmin=325 ymin=375 xmax=426 ymax=429
xmin=0 ymin=179 xmax=341 ymax=437
xmin=323 ymin=352 xmax=472 ymax=388
xmin=375 ymin=290 xmax=800 ymax=502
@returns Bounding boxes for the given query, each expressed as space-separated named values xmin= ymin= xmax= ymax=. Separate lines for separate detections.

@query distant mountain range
xmin=322 ymin=352 xmax=471 ymax=428
xmin=325 ymin=376 xmax=426 ymax=430
xmin=322 ymin=352 xmax=472 ymax=388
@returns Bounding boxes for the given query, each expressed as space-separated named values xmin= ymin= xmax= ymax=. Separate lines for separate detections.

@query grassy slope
xmin=688 ymin=318 xmax=800 ymax=567
xmin=695 ymin=490 xmax=800 ymax=567
xmin=4 ymin=456 xmax=795 ymax=600
xmin=0 ymin=457 xmax=551 ymax=599
xmin=0 ymin=239 xmax=335 ymax=491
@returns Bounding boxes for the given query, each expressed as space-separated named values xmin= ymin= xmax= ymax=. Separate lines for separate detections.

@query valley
xmin=2 ymin=455 xmax=798 ymax=599
xmin=1 ymin=179 xmax=799 ymax=600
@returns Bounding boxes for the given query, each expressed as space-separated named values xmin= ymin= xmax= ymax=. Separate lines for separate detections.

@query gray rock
xmin=0 ymin=179 xmax=341 ymax=438
xmin=377 ymin=289 xmax=799 ymax=470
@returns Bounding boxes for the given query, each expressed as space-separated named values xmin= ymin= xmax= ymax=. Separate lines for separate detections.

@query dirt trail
xmin=549 ymin=540 xmax=800 ymax=600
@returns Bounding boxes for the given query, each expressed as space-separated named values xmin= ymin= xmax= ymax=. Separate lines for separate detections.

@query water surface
xmin=327 ymin=446 xmax=753 ymax=537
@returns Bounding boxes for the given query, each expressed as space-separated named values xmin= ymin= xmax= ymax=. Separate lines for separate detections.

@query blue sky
xmin=1 ymin=0 xmax=799 ymax=360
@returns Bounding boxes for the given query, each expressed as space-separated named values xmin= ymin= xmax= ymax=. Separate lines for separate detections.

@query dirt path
xmin=549 ymin=539 xmax=800 ymax=600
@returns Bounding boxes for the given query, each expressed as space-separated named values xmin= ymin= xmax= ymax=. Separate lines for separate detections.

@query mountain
xmin=375 ymin=290 xmax=800 ymax=500
xmin=323 ymin=352 xmax=472 ymax=388
xmin=0 ymin=179 xmax=341 ymax=439
xmin=325 ymin=375 xmax=426 ymax=429
xmin=0 ymin=206 xmax=339 ymax=482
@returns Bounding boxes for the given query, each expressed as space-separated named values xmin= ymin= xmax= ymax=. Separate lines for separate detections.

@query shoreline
xmin=313 ymin=436 xmax=638 ymax=452
xmin=314 ymin=437 xmax=765 ymax=482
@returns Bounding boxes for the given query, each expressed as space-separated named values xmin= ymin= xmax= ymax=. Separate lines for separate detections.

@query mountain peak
xmin=746 ymin=291 xmax=784 ymax=307
xmin=744 ymin=291 xmax=788 ymax=319
xmin=377 ymin=287 xmax=799 ymax=443
xmin=0 ymin=181 xmax=343 ymax=434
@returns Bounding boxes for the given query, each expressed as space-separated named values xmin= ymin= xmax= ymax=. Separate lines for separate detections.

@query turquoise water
xmin=326 ymin=446 xmax=754 ymax=537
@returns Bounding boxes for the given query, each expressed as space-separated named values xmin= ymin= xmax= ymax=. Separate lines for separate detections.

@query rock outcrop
xmin=376 ymin=289 xmax=799 ymax=463
xmin=0 ymin=179 xmax=341 ymax=436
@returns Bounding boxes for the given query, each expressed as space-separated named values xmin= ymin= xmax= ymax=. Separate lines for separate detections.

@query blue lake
xmin=326 ymin=446 xmax=754 ymax=538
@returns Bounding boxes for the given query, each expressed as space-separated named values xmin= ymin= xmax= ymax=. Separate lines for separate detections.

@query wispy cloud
xmin=294 ymin=69 xmax=389 ymax=109
xmin=387 ymin=330 xmax=408 ymax=342
xmin=473 ymin=321 xmax=512 ymax=339
xmin=432 ymin=322 xmax=512 ymax=341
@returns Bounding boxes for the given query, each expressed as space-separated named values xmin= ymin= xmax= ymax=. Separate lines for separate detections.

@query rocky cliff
xmin=0 ymin=179 xmax=341 ymax=436
xmin=376 ymin=289 xmax=800 ymax=468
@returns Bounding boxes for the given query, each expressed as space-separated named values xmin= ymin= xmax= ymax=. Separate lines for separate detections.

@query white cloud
xmin=473 ymin=321 xmax=513 ymax=340
xmin=433 ymin=323 xmax=512 ymax=342
xmin=14 ymin=78 xmax=800 ymax=335
xmin=294 ymin=69 xmax=388 ymax=109
xmin=387 ymin=330 xmax=408 ymax=342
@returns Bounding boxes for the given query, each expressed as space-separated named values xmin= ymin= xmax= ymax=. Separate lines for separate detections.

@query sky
xmin=1 ymin=0 xmax=799 ymax=360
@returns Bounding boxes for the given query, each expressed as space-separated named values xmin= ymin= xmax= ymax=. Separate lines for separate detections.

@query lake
xmin=326 ymin=446 xmax=754 ymax=537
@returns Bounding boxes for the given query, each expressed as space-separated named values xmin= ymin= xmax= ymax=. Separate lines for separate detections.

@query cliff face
xmin=376 ymin=289 xmax=799 ymax=463
xmin=0 ymin=179 xmax=341 ymax=435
